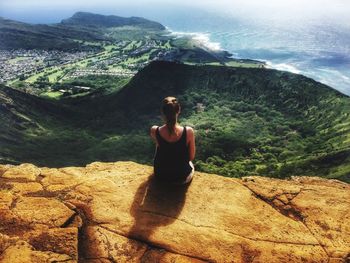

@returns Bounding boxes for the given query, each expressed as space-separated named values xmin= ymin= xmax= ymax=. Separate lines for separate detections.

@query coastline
xmin=165 ymin=26 xmax=223 ymax=51
xmin=164 ymin=27 xmax=350 ymax=96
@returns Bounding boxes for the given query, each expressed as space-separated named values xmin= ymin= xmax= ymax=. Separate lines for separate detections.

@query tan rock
xmin=0 ymin=196 xmax=33 ymax=237
xmin=12 ymin=197 xmax=75 ymax=227
xmin=6 ymin=182 xmax=43 ymax=194
xmin=243 ymin=176 xmax=350 ymax=260
xmin=85 ymin=167 xmax=325 ymax=262
xmin=80 ymin=226 xmax=147 ymax=262
xmin=58 ymin=166 xmax=86 ymax=177
xmin=0 ymin=164 xmax=12 ymax=177
xmin=64 ymin=213 xmax=83 ymax=228
xmin=291 ymin=176 xmax=349 ymax=188
xmin=0 ymin=191 xmax=13 ymax=209
xmin=0 ymin=233 xmax=19 ymax=253
xmin=0 ymin=233 xmax=74 ymax=263
xmin=0 ymin=161 xmax=349 ymax=263
xmin=40 ymin=168 xmax=84 ymax=193
xmin=2 ymin=163 xmax=40 ymax=181
xmin=23 ymin=227 xmax=78 ymax=260
xmin=0 ymin=242 xmax=74 ymax=263
xmin=141 ymin=248 xmax=208 ymax=262
xmin=83 ymin=260 xmax=112 ymax=263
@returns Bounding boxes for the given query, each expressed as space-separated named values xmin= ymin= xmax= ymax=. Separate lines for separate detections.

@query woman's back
xmin=150 ymin=96 xmax=195 ymax=184
xmin=157 ymin=125 xmax=185 ymax=143
xmin=153 ymin=125 xmax=192 ymax=183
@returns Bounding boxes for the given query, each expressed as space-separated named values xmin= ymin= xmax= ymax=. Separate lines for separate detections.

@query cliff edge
xmin=0 ymin=161 xmax=349 ymax=262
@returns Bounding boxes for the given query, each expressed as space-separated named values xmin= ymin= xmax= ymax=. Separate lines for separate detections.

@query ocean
xmin=158 ymin=9 xmax=350 ymax=96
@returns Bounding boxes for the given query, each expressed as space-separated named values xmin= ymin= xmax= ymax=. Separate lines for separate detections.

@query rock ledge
xmin=0 ymin=161 xmax=349 ymax=262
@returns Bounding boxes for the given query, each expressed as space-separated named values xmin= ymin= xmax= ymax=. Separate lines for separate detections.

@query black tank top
xmin=153 ymin=126 xmax=193 ymax=183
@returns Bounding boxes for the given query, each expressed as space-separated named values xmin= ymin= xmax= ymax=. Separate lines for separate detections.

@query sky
xmin=1 ymin=0 xmax=350 ymax=25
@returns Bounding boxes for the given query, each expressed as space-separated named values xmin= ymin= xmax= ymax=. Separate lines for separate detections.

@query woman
xmin=150 ymin=96 xmax=195 ymax=184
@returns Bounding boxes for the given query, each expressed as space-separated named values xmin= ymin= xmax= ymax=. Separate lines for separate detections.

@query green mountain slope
xmin=1 ymin=62 xmax=349 ymax=181
xmin=0 ymin=85 xmax=74 ymax=163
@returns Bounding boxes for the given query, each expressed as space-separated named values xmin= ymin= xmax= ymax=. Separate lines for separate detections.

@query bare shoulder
xmin=186 ymin=126 xmax=195 ymax=136
xmin=150 ymin=125 xmax=158 ymax=137
xmin=150 ymin=125 xmax=158 ymax=131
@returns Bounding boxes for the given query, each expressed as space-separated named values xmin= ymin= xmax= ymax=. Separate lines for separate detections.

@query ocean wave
xmin=318 ymin=68 xmax=350 ymax=81
xmin=265 ymin=61 xmax=301 ymax=74
xmin=314 ymin=68 xmax=350 ymax=94
xmin=164 ymin=26 xmax=350 ymax=95
xmin=165 ymin=27 xmax=222 ymax=51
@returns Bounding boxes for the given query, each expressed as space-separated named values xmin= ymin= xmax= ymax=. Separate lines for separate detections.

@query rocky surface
xmin=0 ymin=161 xmax=349 ymax=263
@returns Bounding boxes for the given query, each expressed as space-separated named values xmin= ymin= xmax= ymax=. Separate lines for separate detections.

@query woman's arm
xmin=187 ymin=127 xmax=196 ymax=161
xmin=150 ymin=125 xmax=158 ymax=145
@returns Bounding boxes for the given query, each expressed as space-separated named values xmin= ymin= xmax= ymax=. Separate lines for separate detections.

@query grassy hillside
xmin=0 ymin=85 xmax=75 ymax=163
xmin=1 ymin=61 xmax=349 ymax=182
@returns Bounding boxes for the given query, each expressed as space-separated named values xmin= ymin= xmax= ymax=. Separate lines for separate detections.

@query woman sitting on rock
xmin=150 ymin=96 xmax=195 ymax=184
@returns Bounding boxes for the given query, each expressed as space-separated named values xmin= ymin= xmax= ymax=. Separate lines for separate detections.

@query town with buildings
xmin=0 ymin=39 xmax=177 ymax=97
xmin=0 ymin=49 xmax=94 ymax=83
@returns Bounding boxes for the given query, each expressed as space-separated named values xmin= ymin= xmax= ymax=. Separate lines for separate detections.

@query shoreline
xmin=165 ymin=27 xmax=350 ymax=96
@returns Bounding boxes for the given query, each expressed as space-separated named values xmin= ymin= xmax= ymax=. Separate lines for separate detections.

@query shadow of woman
xmin=128 ymin=174 xmax=191 ymax=242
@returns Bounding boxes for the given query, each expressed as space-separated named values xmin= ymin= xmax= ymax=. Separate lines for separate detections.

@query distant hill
xmin=1 ymin=61 xmax=349 ymax=182
xmin=0 ymin=12 xmax=166 ymax=50
xmin=61 ymin=12 xmax=165 ymax=30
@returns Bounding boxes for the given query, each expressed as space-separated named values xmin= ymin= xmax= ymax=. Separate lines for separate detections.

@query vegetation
xmin=1 ymin=14 xmax=348 ymax=182
xmin=1 ymin=61 xmax=349 ymax=183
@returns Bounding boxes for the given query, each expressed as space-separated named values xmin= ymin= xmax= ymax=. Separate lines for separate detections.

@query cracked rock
xmin=0 ymin=161 xmax=349 ymax=262
xmin=242 ymin=176 xmax=350 ymax=260
xmin=12 ymin=197 xmax=75 ymax=227
xmin=2 ymin=163 xmax=40 ymax=181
